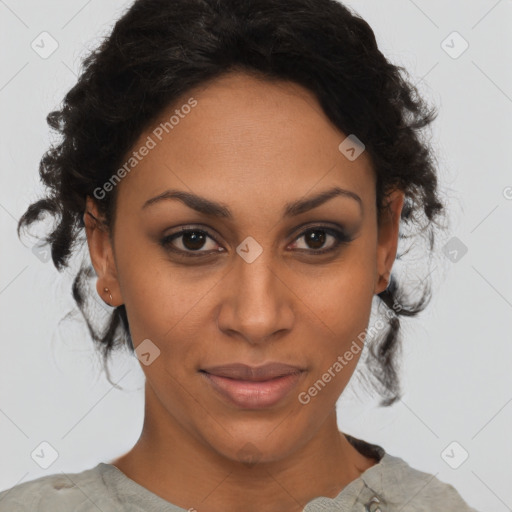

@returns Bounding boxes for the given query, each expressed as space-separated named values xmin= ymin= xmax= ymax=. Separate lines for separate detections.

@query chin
xmin=203 ymin=426 xmax=302 ymax=467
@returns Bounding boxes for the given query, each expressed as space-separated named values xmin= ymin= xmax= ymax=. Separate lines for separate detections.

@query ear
xmin=374 ymin=189 xmax=405 ymax=295
xmin=83 ymin=196 xmax=122 ymax=307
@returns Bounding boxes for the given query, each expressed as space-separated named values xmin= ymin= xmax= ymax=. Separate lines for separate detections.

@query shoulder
xmin=363 ymin=452 xmax=480 ymax=511
xmin=342 ymin=434 xmax=481 ymax=511
xmin=0 ymin=464 xmax=117 ymax=512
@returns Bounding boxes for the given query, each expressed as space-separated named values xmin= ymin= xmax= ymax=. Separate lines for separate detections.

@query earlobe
xmin=374 ymin=189 xmax=405 ymax=295
xmin=83 ymin=196 xmax=122 ymax=307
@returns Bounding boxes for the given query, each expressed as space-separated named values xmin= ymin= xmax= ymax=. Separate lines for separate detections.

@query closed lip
xmin=200 ymin=362 xmax=305 ymax=381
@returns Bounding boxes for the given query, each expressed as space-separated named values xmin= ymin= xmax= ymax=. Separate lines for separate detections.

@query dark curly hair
xmin=17 ymin=0 xmax=447 ymax=406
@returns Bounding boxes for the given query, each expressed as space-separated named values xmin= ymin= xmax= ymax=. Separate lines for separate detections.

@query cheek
xmin=114 ymin=236 xmax=221 ymax=370
xmin=118 ymin=265 xmax=207 ymax=348
xmin=113 ymin=227 xmax=176 ymax=344
xmin=295 ymin=240 xmax=376 ymax=395
xmin=300 ymin=241 xmax=376 ymax=334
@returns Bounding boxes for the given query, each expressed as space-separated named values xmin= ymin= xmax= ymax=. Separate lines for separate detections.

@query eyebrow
xmin=141 ymin=186 xmax=362 ymax=218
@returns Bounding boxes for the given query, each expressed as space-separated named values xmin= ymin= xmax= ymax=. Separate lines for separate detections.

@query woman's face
xmin=86 ymin=71 xmax=403 ymax=464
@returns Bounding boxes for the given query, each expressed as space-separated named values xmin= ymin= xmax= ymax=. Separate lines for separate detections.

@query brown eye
xmin=180 ymin=231 xmax=208 ymax=251
xmin=160 ymin=224 xmax=352 ymax=259
xmin=303 ymin=229 xmax=327 ymax=250
xmin=290 ymin=226 xmax=352 ymax=254
xmin=161 ymin=228 xmax=222 ymax=257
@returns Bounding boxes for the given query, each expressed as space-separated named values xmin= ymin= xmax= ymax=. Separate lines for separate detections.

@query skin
xmin=84 ymin=70 xmax=404 ymax=512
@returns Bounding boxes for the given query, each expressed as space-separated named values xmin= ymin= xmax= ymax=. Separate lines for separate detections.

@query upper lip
xmin=200 ymin=362 xmax=305 ymax=381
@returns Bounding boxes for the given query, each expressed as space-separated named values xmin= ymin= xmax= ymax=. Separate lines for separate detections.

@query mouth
xmin=200 ymin=370 xmax=305 ymax=409
xmin=199 ymin=362 xmax=305 ymax=381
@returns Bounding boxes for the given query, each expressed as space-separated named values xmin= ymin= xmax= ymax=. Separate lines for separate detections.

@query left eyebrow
xmin=283 ymin=186 xmax=363 ymax=217
xmin=141 ymin=186 xmax=362 ymax=218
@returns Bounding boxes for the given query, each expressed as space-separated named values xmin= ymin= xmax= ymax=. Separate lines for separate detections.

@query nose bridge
xmin=217 ymin=241 xmax=294 ymax=343
xmin=238 ymin=248 xmax=278 ymax=301
xmin=235 ymin=233 xmax=279 ymax=295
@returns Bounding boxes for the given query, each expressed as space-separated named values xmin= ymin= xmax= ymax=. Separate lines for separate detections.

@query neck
xmin=110 ymin=384 xmax=377 ymax=512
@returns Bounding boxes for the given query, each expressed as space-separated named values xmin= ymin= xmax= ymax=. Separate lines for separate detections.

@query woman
xmin=1 ymin=0 xmax=479 ymax=510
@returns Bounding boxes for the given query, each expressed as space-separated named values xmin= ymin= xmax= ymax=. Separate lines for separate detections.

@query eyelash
xmin=160 ymin=224 xmax=352 ymax=258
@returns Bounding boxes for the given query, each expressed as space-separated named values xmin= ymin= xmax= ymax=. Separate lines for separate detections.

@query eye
xmin=160 ymin=224 xmax=352 ymax=258
xmin=160 ymin=227 xmax=222 ymax=257
xmin=289 ymin=225 xmax=352 ymax=254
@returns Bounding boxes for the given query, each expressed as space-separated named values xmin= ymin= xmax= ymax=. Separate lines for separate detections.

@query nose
xmin=216 ymin=249 xmax=295 ymax=346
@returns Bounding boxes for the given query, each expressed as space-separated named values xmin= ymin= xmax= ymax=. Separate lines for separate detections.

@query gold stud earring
xmin=103 ymin=287 xmax=113 ymax=306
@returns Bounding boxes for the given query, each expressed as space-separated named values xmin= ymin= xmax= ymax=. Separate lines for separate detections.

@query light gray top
xmin=0 ymin=435 xmax=480 ymax=511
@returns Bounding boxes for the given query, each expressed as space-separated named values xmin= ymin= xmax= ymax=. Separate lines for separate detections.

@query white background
xmin=1 ymin=1 xmax=511 ymax=511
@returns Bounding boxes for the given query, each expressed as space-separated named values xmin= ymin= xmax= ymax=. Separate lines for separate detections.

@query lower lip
xmin=201 ymin=371 xmax=304 ymax=409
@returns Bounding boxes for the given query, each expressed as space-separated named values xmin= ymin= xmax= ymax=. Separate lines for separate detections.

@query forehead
xmin=115 ymin=71 xmax=375 ymax=215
